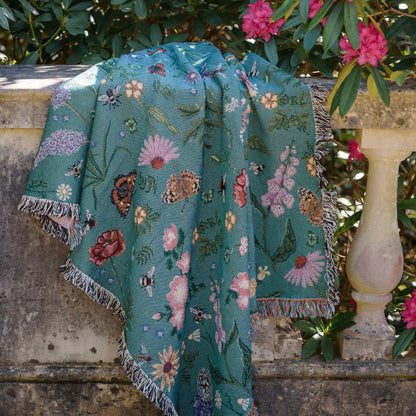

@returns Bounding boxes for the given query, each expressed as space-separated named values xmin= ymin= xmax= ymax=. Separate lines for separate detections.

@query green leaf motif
xmin=208 ymin=357 xmax=228 ymax=385
xmin=238 ymin=338 xmax=251 ymax=387
xmin=184 ymin=118 xmax=204 ymax=144
xmin=250 ymin=192 xmax=265 ymax=216
xmin=177 ymin=103 xmax=204 ymax=119
xmin=224 ymin=321 xmax=238 ymax=355
xmin=137 ymin=172 xmax=157 ymax=194
xmin=134 ymin=245 xmax=153 ymax=265
xmin=179 ymin=351 xmax=199 ymax=384
xmin=248 ymin=135 xmax=270 ymax=154
xmin=272 ymin=219 xmax=296 ymax=263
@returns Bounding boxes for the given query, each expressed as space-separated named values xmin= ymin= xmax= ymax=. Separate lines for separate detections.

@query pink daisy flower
xmin=138 ymin=135 xmax=180 ymax=170
xmin=283 ymin=251 xmax=325 ymax=288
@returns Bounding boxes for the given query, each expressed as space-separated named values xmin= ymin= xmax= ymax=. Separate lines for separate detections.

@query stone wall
xmin=1 ymin=66 xmax=416 ymax=415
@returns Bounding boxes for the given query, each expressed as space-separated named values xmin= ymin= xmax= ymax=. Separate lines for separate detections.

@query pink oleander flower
xmin=239 ymin=236 xmax=248 ymax=256
xmin=138 ymin=135 xmax=180 ymax=170
xmin=402 ymin=290 xmax=416 ymax=329
xmin=242 ymin=0 xmax=285 ymax=42
xmin=231 ymin=272 xmax=250 ymax=310
xmin=283 ymin=251 xmax=325 ymax=288
xmin=347 ymin=139 xmax=364 ymax=163
xmin=340 ymin=21 xmax=388 ymax=67
xmin=163 ymin=223 xmax=178 ymax=251
xmin=177 ymin=251 xmax=190 ymax=274
xmin=308 ymin=0 xmax=327 ymax=25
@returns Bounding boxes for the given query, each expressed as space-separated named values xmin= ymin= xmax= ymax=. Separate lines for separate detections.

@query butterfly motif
xmin=298 ymin=187 xmax=323 ymax=227
xmin=147 ymin=47 xmax=167 ymax=55
xmin=147 ymin=63 xmax=165 ymax=77
xmin=161 ymin=170 xmax=201 ymax=207
xmin=110 ymin=171 xmax=136 ymax=217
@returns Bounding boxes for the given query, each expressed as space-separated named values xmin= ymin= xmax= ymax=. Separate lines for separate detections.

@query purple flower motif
xmin=142 ymin=323 xmax=150 ymax=333
xmin=155 ymin=329 xmax=164 ymax=338
xmin=184 ymin=70 xmax=201 ymax=84
xmin=107 ymin=277 xmax=114 ymax=285
xmin=51 ymin=85 xmax=71 ymax=111
xmin=261 ymin=144 xmax=299 ymax=218
xmin=52 ymin=114 xmax=59 ymax=121
xmin=33 ymin=129 xmax=88 ymax=168
xmin=62 ymin=115 xmax=70 ymax=122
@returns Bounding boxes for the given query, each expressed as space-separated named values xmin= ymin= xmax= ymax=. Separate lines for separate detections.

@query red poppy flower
xmin=233 ymin=168 xmax=248 ymax=208
xmin=88 ymin=229 xmax=126 ymax=266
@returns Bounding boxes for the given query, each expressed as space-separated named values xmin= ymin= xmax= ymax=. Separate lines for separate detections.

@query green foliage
xmin=294 ymin=312 xmax=356 ymax=362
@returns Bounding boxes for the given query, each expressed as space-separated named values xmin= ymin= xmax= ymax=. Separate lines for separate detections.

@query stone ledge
xmin=1 ymin=65 xmax=416 ymax=129
xmin=2 ymin=356 xmax=416 ymax=383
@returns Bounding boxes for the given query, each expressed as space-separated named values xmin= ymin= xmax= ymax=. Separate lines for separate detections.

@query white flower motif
xmin=215 ymin=390 xmax=222 ymax=409
xmin=56 ymin=184 xmax=72 ymax=201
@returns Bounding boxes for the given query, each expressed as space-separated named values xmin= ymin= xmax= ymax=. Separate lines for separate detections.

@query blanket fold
xmin=18 ymin=41 xmax=338 ymax=416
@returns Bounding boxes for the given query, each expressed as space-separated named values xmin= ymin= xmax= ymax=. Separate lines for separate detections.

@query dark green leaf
xmin=393 ymin=328 xmax=416 ymax=358
xmin=70 ymin=2 xmax=93 ymax=11
xmin=299 ymin=0 xmax=309 ymax=23
xmin=386 ymin=16 xmax=412 ymax=40
xmin=293 ymin=320 xmax=318 ymax=335
xmin=306 ymin=0 xmax=332 ymax=31
xmin=370 ymin=66 xmax=390 ymax=107
xmin=272 ymin=219 xmax=296 ymax=263
xmin=0 ymin=8 xmax=9 ymax=30
xmin=336 ymin=210 xmax=362 ymax=235
xmin=280 ymin=15 xmax=303 ymax=31
xmin=303 ymin=24 xmax=321 ymax=51
xmin=21 ymin=51 xmax=38 ymax=64
xmin=397 ymin=199 xmax=416 ymax=210
xmin=149 ymin=23 xmax=162 ymax=46
xmin=271 ymin=0 xmax=296 ymax=21
xmin=290 ymin=45 xmax=307 ymax=67
xmin=112 ymin=34 xmax=123 ymax=57
xmin=264 ymin=37 xmax=278 ymax=65
xmin=135 ymin=33 xmax=153 ymax=48
xmin=163 ymin=13 xmax=187 ymax=29
xmin=327 ymin=312 xmax=356 ymax=334
xmin=18 ymin=0 xmax=38 ymax=15
xmin=339 ymin=64 xmax=361 ymax=117
xmin=323 ymin=1 xmax=343 ymax=52
xmin=321 ymin=336 xmax=335 ymax=362
xmin=111 ymin=0 xmax=129 ymax=4
xmin=301 ymin=336 xmax=320 ymax=359
xmin=134 ymin=0 xmax=147 ymax=20
xmin=200 ymin=11 xmax=222 ymax=27
xmin=208 ymin=357 xmax=229 ymax=384
xmin=398 ymin=209 xmax=416 ymax=232
xmin=344 ymin=0 xmax=359 ymax=50
xmin=293 ymin=22 xmax=308 ymax=41
xmin=163 ymin=33 xmax=189 ymax=44
xmin=308 ymin=54 xmax=333 ymax=78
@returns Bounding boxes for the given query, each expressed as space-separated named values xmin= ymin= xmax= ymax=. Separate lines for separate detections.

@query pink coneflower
xmin=283 ymin=251 xmax=325 ymax=288
xmin=402 ymin=290 xmax=416 ymax=329
xmin=138 ymin=135 xmax=180 ymax=170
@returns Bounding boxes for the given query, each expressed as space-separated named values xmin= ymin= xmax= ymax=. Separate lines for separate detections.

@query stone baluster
xmin=339 ymin=129 xmax=416 ymax=360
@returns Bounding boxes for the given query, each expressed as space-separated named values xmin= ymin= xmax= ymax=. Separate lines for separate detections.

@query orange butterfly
xmin=110 ymin=171 xmax=136 ymax=217
xmin=298 ymin=187 xmax=323 ymax=227
xmin=161 ymin=170 xmax=201 ymax=209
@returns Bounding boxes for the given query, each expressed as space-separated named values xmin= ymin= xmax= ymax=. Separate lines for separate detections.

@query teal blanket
xmin=19 ymin=42 xmax=338 ymax=415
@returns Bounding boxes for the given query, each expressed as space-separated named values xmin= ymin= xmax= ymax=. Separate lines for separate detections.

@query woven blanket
xmin=19 ymin=41 xmax=338 ymax=416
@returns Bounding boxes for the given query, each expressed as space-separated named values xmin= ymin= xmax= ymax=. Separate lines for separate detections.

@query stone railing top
xmin=1 ymin=65 xmax=416 ymax=130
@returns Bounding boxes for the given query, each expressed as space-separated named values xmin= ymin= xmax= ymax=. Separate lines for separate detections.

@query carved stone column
xmin=339 ymin=129 xmax=416 ymax=360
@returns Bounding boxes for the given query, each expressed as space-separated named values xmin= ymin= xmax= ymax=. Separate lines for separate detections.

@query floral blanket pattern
xmin=19 ymin=42 xmax=338 ymax=416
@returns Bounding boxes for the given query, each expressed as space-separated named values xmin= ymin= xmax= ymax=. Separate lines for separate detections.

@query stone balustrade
xmin=1 ymin=65 xmax=416 ymax=415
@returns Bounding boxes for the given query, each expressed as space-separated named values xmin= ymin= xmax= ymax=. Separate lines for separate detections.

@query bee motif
xmin=65 ymin=160 xmax=83 ymax=178
xmin=137 ymin=344 xmax=152 ymax=367
xmin=249 ymin=162 xmax=265 ymax=176
xmin=140 ymin=266 xmax=155 ymax=297
xmin=98 ymin=86 xmax=121 ymax=108
xmin=218 ymin=173 xmax=226 ymax=203
xmin=83 ymin=209 xmax=97 ymax=233
xmin=190 ymin=307 xmax=212 ymax=324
